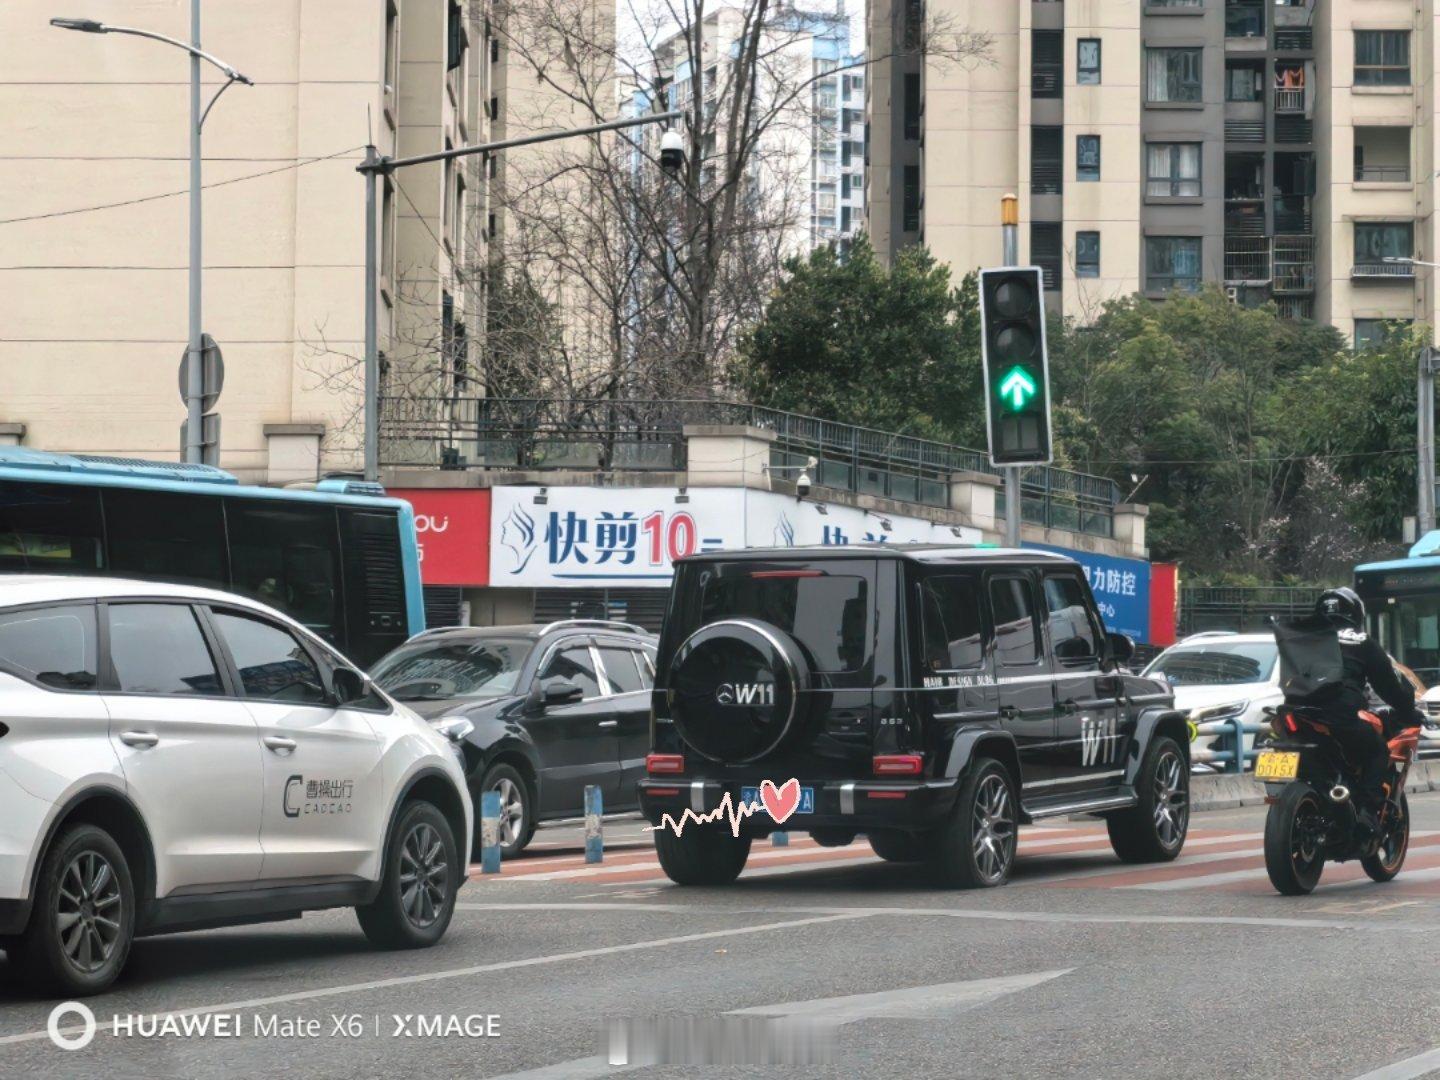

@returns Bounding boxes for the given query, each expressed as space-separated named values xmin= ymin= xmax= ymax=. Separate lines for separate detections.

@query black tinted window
xmin=212 ymin=611 xmax=327 ymax=704
xmin=0 ymin=481 xmax=104 ymax=573
xmin=542 ymin=646 xmax=601 ymax=698
xmin=0 ymin=604 xmax=98 ymax=690
xmin=104 ymin=489 xmax=226 ymax=589
xmin=919 ymin=576 xmax=985 ymax=671
xmin=1043 ymin=574 xmax=1100 ymax=663
xmin=699 ymin=572 xmax=870 ymax=672
xmin=598 ymin=646 xmax=646 ymax=695
xmin=226 ymin=501 xmax=341 ymax=642
xmin=990 ymin=577 xmax=1040 ymax=667
xmin=108 ymin=604 xmax=223 ymax=695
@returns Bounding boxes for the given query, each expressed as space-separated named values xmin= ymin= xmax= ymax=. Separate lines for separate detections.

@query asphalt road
xmin=5 ymin=797 xmax=1440 ymax=1080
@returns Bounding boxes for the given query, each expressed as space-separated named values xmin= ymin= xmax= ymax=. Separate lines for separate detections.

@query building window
xmin=453 ymin=172 xmax=466 ymax=255
xmin=1078 ymin=39 xmax=1101 ymax=86
xmin=1031 ymin=223 xmax=1062 ymax=291
xmin=381 ymin=176 xmax=395 ymax=283
xmin=1354 ymin=222 xmax=1413 ymax=268
xmin=1033 ymin=30 xmax=1063 ymax=99
xmin=447 ymin=1 xmax=467 ymax=72
xmin=1032 ymin=126 xmax=1063 ymax=195
xmin=1076 ymin=231 xmax=1100 ymax=278
xmin=1146 ymin=47 xmax=1202 ymax=103
xmin=903 ymin=74 xmax=921 ymax=141
xmin=1148 ymin=0 xmax=1202 ymax=6
xmin=1076 ymin=135 xmax=1100 ymax=181
xmin=1355 ymin=31 xmax=1410 ymax=87
xmin=1355 ymin=318 xmax=1413 ymax=349
xmin=1146 ymin=236 xmax=1202 ymax=292
xmin=1146 ymin=142 xmax=1201 ymax=197
xmin=1226 ymin=62 xmax=1262 ymax=102
xmin=902 ymin=165 xmax=921 ymax=232
xmin=441 ymin=139 xmax=454 ymax=249
xmin=383 ymin=0 xmax=399 ymax=100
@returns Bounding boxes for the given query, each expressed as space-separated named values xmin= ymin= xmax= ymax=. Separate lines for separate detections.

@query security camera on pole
xmin=980 ymin=194 xmax=1054 ymax=548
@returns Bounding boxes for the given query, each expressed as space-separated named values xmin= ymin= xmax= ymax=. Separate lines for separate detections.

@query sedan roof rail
xmin=538 ymin=619 xmax=649 ymax=637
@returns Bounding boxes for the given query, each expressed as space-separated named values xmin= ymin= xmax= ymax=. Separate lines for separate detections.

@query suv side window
xmin=1043 ymin=574 xmax=1102 ymax=664
xmin=107 ymin=603 xmax=224 ymax=696
xmin=0 ymin=603 xmax=99 ymax=691
xmin=211 ymin=610 xmax=328 ymax=705
xmin=597 ymin=645 xmax=646 ymax=695
xmin=988 ymin=576 xmax=1042 ymax=668
xmin=541 ymin=644 xmax=601 ymax=699
xmin=918 ymin=575 xmax=985 ymax=672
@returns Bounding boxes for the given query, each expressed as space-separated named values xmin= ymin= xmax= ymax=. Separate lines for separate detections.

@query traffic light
xmin=978 ymin=266 xmax=1052 ymax=466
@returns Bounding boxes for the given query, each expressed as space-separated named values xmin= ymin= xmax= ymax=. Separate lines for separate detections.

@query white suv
xmin=1142 ymin=632 xmax=1282 ymax=768
xmin=0 ymin=576 xmax=471 ymax=996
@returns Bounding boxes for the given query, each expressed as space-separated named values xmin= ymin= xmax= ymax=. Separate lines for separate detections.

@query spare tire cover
xmin=669 ymin=619 xmax=812 ymax=764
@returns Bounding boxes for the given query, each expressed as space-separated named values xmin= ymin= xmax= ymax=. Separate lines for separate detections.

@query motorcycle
xmin=1255 ymin=705 xmax=1422 ymax=895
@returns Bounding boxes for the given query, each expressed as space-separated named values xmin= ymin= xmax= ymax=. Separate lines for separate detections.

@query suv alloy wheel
xmin=1106 ymin=735 xmax=1189 ymax=863
xmin=931 ymin=758 xmax=1018 ymax=888
xmin=12 ymin=823 xmax=136 ymax=996
xmin=356 ymin=800 xmax=459 ymax=948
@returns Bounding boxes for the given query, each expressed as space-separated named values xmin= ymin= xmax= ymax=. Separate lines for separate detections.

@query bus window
xmin=339 ymin=508 xmax=407 ymax=667
xmin=103 ymin=488 xmax=227 ymax=589
xmin=0 ymin=481 xmax=104 ymax=572
xmin=226 ymin=500 xmax=342 ymax=643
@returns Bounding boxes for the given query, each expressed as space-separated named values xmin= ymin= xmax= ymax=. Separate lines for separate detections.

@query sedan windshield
xmin=372 ymin=637 xmax=532 ymax=701
xmin=1144 ymin=641 xmax=1277 ymax=687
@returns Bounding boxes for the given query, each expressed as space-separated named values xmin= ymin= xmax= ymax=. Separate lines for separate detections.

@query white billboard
xmin=489 ymin=486 xmax=983 ymax=588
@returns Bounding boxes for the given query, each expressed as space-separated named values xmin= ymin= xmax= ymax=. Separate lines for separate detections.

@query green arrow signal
xmin=998 ymin=366 xmax=1037 ymax=411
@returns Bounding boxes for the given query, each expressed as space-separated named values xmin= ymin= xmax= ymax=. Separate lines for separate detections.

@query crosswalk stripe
xmin=1123 ymin=837 xmax=1440 ymax=891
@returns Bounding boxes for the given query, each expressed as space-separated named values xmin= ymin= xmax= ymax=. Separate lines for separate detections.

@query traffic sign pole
xmin=1001 ymin=194 xmax=1021 ymax=549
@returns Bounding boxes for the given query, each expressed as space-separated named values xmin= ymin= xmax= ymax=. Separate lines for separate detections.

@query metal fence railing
xmin=1178 ymin=586 xmax=1326 ymax=637
xmin=380 ymin=397 xmax=1123 ymax=538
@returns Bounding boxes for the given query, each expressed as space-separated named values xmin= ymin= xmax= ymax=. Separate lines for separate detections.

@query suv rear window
xmin=699 ymin=571 xmax=870 ymax=673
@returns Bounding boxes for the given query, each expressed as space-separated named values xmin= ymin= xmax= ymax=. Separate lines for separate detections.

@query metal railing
xmin=1352 ymin=261 xmax=1415 ymax=280
xmin=1179 ymin=585 xmax=1324 ymax=635
xmin=1356 ymin=164 xmax=1411 ymax=182
xmin=379 ymin=397 xmax=1122 ymax=537
xmin=1273 ymin=87 xmax=1304 ymax=113
xmin=1224 ymin=236 xmax=1270 ymax=282
xmin=1192 ymin=716 xmax=1440 ymax=773
xmin=1273 ymin=235 xmax=1315 ymax=293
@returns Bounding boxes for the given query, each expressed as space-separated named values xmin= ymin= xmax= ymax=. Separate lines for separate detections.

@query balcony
xmin=1273 ymin=195 xmax=1311 ymax=234
xmin=1273 ymin=236 xmax=1315 ymax=293
xmin=1351 ymin=261 xmax=1414 ymax=280
xmin=1224 ymin=236 xmax=1271 ymax=282
xmin=1355 ymin=127 xmax=1412 ymax=183
xmin=1226 ymin=4 xmax=1264 ymax=40
xmin=1274 ymin=87 xmax=1304 ymax=113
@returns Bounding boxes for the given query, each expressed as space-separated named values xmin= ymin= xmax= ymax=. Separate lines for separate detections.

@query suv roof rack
xmin=538 ymin=619 xmax=649 ymax=637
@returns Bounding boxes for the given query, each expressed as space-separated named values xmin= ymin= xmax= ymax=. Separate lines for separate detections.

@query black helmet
xmin=1316 ymin=587 xmax=1365 ymax=631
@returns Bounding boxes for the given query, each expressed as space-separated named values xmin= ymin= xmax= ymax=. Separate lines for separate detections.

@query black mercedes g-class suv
xmin=637 ymin=545 xmax=1189 ymax=888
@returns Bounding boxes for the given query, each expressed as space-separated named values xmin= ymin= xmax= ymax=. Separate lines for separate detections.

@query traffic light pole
xmin=1001 ymin=194 xmax=1021 ymax=548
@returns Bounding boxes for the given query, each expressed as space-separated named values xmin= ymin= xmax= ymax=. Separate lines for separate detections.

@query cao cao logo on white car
xmin=284 ymin=775 xmax=356 ymax=818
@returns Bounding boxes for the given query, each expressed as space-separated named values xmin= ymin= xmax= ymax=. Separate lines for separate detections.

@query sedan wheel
xmin=492 ymin=776 xmax=526 ymax=851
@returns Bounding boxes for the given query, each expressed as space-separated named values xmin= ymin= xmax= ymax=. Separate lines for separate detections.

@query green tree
xmin=732 ymin=236 xmax=984 ymax=446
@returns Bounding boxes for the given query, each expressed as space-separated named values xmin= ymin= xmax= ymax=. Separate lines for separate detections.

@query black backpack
xmin=1272 ymin=614 xmax=1345 ymax=702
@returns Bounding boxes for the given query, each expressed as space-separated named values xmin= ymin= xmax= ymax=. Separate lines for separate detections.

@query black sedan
xmin=371 ymin=619 xmax=657 ymax=858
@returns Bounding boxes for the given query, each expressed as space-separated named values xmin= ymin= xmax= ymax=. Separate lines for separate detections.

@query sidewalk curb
xmin=1191 ymin=758 xmax=1440 ymax=812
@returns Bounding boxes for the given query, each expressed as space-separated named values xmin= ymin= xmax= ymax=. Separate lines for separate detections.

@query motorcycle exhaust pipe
xmin=1330 ymin=784 xmax=1351 ymax=804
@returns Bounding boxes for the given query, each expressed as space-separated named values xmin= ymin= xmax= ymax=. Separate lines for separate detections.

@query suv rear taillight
xmin=646 ymin=753 xmax=685 ymax=775
xmin=872 ymin=754 xmax=923 ymax=776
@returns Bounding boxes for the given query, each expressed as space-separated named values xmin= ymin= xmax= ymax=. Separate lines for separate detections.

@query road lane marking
xmin=0 ymin=912 xmax=873 ymax=1050
xmin=482 ymin=970 xmax=1072 ymax=1079
xmin=1352 ymin=1044 xmax=1440 ymax=1080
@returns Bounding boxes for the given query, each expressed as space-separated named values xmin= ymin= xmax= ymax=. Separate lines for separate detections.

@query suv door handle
xmin=118 ymin=730 xmax=159 ymax=749
xmin=263 ymin=735 xmax=298 ymax=753
xmin=998 ymin=705 xmax=1020 ymax=721
xmin=596 ymin=720 xmax=618 ymax=729
xmin=1058 ymin=699 xmax=1080 ymax=714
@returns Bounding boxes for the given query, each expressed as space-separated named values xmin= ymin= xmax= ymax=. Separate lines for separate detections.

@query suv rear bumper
xmin=637 ymin=778 xmax=960 ymax=833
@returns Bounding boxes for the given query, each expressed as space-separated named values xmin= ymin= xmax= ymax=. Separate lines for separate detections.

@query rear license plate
xmin=1255 ymin=751 xmax=1300 ymax=781
xmin=741 ymin=786 xmax=815 ymax=815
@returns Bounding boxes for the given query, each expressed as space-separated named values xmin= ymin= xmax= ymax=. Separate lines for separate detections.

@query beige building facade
xmin=0 ymin=0 xmax=499 ymax=483
xmin=867 ymin=0 xmax=1440 ymax=341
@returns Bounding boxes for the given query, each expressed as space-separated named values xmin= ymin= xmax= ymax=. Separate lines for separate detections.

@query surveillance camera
xmin=660 ymin=129 xmax=685 ymax=175
xmin=795 ymin=471 xmax=812 ymax=498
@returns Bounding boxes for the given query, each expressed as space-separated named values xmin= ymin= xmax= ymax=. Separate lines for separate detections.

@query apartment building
xmin=0 ymin=0 xmax=490 ymax=483
xmin=628 ymin=3 xmax=866 ymax=255
xmin=867 ymin=0 xmax=1436 ymax=341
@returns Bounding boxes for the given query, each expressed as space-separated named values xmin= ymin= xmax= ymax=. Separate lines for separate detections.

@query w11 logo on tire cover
xmin=1080 ymin=715 xmax=1118 ymax=766
xmin=715 ymin=682 xmax=775 ymax=706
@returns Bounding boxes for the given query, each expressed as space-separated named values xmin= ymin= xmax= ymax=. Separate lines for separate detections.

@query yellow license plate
xmin=1255 ymin=751 xmax=1300 ymax=780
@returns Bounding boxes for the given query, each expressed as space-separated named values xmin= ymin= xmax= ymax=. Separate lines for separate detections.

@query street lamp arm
xmin=49 ymin=18 xmax=253 ymax=83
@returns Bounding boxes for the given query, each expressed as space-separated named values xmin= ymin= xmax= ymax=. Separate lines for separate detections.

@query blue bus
xmin=0 ymin=448 xmax=424 ymax=666
xmin=1355 ymin=533 xmax=1440 ymax=685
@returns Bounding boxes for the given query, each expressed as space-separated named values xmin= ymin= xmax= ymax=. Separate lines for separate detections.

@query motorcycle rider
xmin=1308 ymin=587 xmax=1422 ymax=833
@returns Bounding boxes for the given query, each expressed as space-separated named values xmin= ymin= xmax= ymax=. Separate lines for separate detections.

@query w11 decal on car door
xmin=1079 ymin=714 xmax=1118 ymax=766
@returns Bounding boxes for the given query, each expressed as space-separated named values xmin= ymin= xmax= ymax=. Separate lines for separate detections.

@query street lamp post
xmin=357 ymin=109 xmax=684 ymax=483
xmin=1382 ymin=256 xmax=1436 ymax=534
xmin=51 ymin=8 xmax=252 ymax=465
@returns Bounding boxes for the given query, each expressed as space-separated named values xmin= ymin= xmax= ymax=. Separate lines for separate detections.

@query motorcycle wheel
xmin=1264 ymin=782 xmax=1326 ymax=896
xmin=1362 ymin=793 xmax=1410 ymax=883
